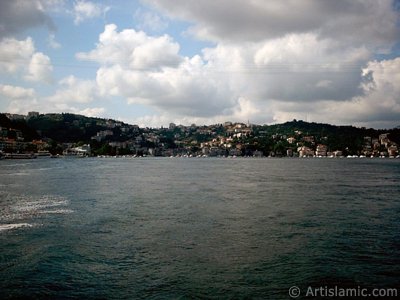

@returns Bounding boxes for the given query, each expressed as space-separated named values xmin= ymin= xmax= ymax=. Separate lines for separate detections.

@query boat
xmin=62 ymin=145 xmax=90 ymax=158
xmin=36 ymin=150 xmax=51 ymax=157
xmin=4 ymin=153 xmax=37 ymax=159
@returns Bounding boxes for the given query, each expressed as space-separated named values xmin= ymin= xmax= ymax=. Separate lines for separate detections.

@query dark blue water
xmin=1 ymin=158 xmax=399 ymax=299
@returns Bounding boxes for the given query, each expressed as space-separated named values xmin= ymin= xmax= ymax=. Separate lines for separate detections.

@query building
xmin=229 ymin=148 xmax=242 ymax=156
xmin=253 ymin=150 xmax=263 ymax=157
xmin=108 ymin=141 xmax=127 ymax=148
xmin=379 ymin=133 xmax=390 ymax=147
xmin=298 ymin=146 xmax=313 ymax=157
xmin=27 ymin=111 xmax=39 ymax=119
xmin=333 ymin=150 xmax=343 ymax=157
xmin=364 ymin=136 xmax=372 ymax=145
xmin=388 ymin=145 xmax=398 ymax=157
xmin=303 ymin=136 xmax=315 ymax=143
xmin=315 ymin=144 xmax=328 ymax=157
xmin=0 ymin=126 xmax=7 ymax=138
xmin=287 ymin=137 xmax=296 ymax=144
xmin=6 ymin=113 xmax=25 ymax=120
xmin=91 ymin=130 xmax=114 ymax=142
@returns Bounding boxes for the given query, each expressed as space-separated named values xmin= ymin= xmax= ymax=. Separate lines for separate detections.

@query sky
xmin=0 ymin=0 xmax=399 ymax=129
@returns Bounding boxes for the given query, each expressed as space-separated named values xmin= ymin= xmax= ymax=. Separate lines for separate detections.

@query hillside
xmin=1 ymin=113 xmax=399 ymax=157
xmin=26 ymin=113 xmax=110 ymax=143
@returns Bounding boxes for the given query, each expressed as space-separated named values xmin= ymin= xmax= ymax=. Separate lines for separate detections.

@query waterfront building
xmin=287 ymin=137 xmax=296 ymax=144
xmin=333 ymin=150 xmax=343 ymax=157
xmin=315 ymin=144 xmax=328 ymax=157
xmin=388 ymin=145 xmax=398 ymax=157
xmin=298 ymin=146 xmax=313 ymax=157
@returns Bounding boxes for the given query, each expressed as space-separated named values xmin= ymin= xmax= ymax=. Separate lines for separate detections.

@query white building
xmin=315 ymin=144 xmax=328 ymax=157
xmin=298 ymin=146 xmax=313 ymax=157
xmin=333 ymin=150 xmax=343 ymax=157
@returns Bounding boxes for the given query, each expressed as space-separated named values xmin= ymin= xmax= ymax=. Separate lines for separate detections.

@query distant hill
xmin=1 ymin=113 xmax=400 ymax=157
xmin=25 ymin=113 xmax=107 ymax=142
xmin=0 ymin=113 xmax=39 ymax=141
xmin=273 ymin=119 xmax=400 ymax=145
xmin=255 ymin=119 xmax=400 ymax=153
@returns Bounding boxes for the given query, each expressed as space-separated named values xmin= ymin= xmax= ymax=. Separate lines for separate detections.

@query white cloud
xmin=78 ymin=107 xmax=106 ymax=117
xmin=0 ymin=37 xmax=53 ymax=84
xmin=70 ymin=0 xmax=400 ymax=128
xmin=1 ymin=78 xmax=105 ymax=117
xmin=77 ymin=24 xmax=182 ymax=69
xmin=0 ymin=37 xmax=35 ymax=73
xmin=341 ymin=58 xmax=400 ymax=126
xmin=95 ymin=57 xmax=235 ymax=118
xmin=0 ymin=0 xmax=398 ymax=129
xmin=42 ymin=0 xmax=66 ymax=10
xmin=47 ymin=33 xmax=61 ymax=49
xmin=75 ymin=20 xmax=400 ymax=128
xmin=249 ymin=33 xmax=370 ymax=101
xmin=269 ymin=58 xmax=400 ymax=128
xmin=316 ymin=80 xmax=333 ymax=89
xmin=7 ymin=101 xmax=106 ymax=117
xmin=73 ymin=0 xmax=110 ymax=25
xmin=47 ymin=75 xmax=97 ymax=104
xmin=0 ymin=84 xmax=39 ymax=115
xmin=145 ymin=0 xmax=399 ymax=51
xmin=77 ymin=25 xmax=238 ymax=118
xmin=6 ymin=99 xmax=39 ymax=114
xmin=0 ymin=84 xmax=35 ymax=99
xmin=134 ymin=8 xmax=168 ymax=32
xmin=26 ymin=52 xmax=53 ymax=83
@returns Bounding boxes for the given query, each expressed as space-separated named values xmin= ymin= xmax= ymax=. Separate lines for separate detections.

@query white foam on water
xmin=0 ymin=163 xmax=32 ymax=167
xmin=3 ymin=172 xmax=31 ymax=176
xmin=0 ymin=223 xmax=33 ymax=232
xmin=13 ymin=199 xmax=69 ymax=212
xmin=0 ymin=183 xmax=21 ymax=188
xmin=0 ymin=194 xmax=73 ymax=226
xmin=39 ymin=209 xmax=74 ymax=214
xmin=35 ymin=166 xmax=64 ymax=172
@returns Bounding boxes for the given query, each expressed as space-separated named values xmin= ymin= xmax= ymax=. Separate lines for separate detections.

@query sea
xmin=0 ymin=157 xmax=399 ymax=299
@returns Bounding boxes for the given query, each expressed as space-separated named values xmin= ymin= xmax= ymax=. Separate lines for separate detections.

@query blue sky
xmin=0 ymin=0 xmax=399 ymax=128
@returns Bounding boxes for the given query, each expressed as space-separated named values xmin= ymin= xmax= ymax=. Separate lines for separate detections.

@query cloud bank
xmin=0 ymin=0 xmax=56 ymax=38
xmin=0 ymin=0 xmax=399 ymax=128
xmin=76 ymin=9 xmax=400 ymax=127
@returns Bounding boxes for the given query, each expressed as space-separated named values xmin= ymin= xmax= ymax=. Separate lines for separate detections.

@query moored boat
xmin=4 ymin=153 xmax=37 ymax=159
xmin=36 ymin=150 xmax=51 ymax=157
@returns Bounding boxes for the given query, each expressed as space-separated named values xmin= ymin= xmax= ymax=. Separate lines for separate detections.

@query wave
xmin=0 ymin=172 xmax=31 ymax=176
xmin=36 ymin=167 xmax=64 ymax=171
xmin=39 ymin=209 xmax=74 ymax=214
xmin=0 ymin=223 xmax=33 ymax=232
xmin=0 ymin=194 xmax=72 ymax=230
xmin=13 ymin=198 xmax=69 ymax=212
xmin=0 ymin=163 xmax=32 ymax=167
